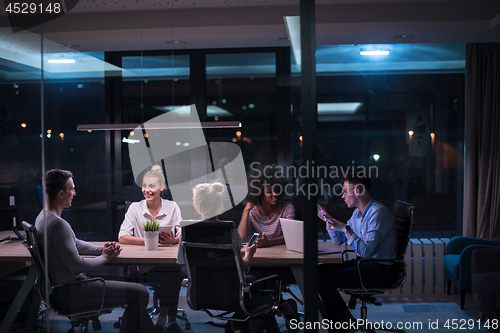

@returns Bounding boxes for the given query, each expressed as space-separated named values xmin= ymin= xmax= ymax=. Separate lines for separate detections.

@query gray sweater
xmin=35 ymin=210 xmax=106 ymax=285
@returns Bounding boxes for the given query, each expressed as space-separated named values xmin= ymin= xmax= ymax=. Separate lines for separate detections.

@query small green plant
xmin=143 ymin=219 xmax=160 ymax=232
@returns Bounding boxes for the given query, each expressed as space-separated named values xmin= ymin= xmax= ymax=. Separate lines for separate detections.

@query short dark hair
xmin=344 ymin=174 xmax=371 ymax=194
xmin=45 ymin=169 xmax=73 ymax=203
xmin=247 ymin=164 xmax=286 ymax=204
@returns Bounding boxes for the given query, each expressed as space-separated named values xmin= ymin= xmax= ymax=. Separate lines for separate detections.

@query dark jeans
xmin=318 ymin=259 xmax=396 ymax=330
xmin=51 ymin=277 xmax=156 ymax=333
xmin=145 ymin=265 xmax=187 ymax=316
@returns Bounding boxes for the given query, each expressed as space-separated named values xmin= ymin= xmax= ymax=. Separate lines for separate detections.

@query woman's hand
xmin=239 ymin=201 xmax=257 ymax=242
xmin=159 ymin=230 xmax=177 ymax=244
xmin=244 ymin=201 xmax=256 ymax=212
xmin=255 ymin=232 xmax=270 ymax=248
xmin=241 ymin=242 xmax=257 ymax=271
xmin=243 ymin=242 xmax=257 ymax=259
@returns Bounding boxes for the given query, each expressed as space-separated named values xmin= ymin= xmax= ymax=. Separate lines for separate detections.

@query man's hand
xmin=318 ymin=204 xmax=334 ymax=222
xmin=102 ymin=242 xmax=120 ymax=263
xmin=323 ymin=216 xmax=345 ymax=232
xmin=111 ymin=242 xmax=122 ymax=255
xmin=159 ymin=231 xmax=176 ymax=244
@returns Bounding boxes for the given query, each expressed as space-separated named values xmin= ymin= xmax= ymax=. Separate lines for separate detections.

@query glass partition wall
xmin=291 ymin=43 xmax=465 ymax=236
xmin=0 ymin=27 xmax=43 ymax=229
xmin=0 ymin=2 xmax=304 ymax=331
xmin=0 ymin=0 xmax=469 ymax=331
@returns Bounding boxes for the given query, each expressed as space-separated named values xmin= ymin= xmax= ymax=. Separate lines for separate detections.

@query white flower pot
xmin=144 ymin=231 xmax=159 ymax=251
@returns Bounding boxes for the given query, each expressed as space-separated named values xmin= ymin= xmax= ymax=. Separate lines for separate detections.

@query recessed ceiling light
xmin=165 ymin=40 xmax=186 ymax=44
xmin=360 ymin=50 xmax=390 ymax=56
xmin=47 ymin=59 xmax=76 ymax=64
xmin=393 ymin=35 xmax=413 ymax=39
xmin=318 ymin=102 xmax=363 ymax=114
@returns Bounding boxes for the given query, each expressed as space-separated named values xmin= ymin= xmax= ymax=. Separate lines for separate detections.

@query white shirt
xmin=118 ymin=198 xmax=183 ymax=240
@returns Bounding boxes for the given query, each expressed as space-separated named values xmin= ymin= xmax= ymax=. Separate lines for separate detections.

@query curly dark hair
xmin=246 ymin=164 xmax=287 ymax=204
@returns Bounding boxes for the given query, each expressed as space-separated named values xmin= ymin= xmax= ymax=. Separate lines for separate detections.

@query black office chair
xmin=340 ymin=200 xmax=415 ymax=333
xmin=180 ymin=220 xmax=283 ymax=329
xmin=21 ymin=221 xmax=119 ymax=333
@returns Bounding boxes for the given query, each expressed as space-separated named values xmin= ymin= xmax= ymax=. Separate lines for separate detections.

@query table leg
xmin=0 ymin=266 xmax=38 ymax=333
xmin=290 ymin=266 xmax=329 ymax=333
xmin=26 ymin=285 xmax=42 ymax=331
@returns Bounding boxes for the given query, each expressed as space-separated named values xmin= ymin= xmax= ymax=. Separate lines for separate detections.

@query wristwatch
xmin=343 ymin=225 xmax=351 ymax=234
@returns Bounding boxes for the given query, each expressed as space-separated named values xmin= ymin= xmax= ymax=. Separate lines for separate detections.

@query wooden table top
xmin=0 ymin=230 xmax=343 ymax=265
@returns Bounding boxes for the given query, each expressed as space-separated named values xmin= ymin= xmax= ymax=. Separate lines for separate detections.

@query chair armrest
xmin=354 ymin=259 xmax=405 ymax=291
xmin=472 ymin=248 xmax=500 ymax=275
xmin=244 ymin=274 xmax=281 ymax=303
xmin=241 ymin=274 xmax=281 ymax=317
xmin=445 ymin=236 xmax=500 ymax=255
xmin=52 ymin=277 xmax=107 ymax=312
xmin=248 ymin=274 xmax=280 ymax=287
xmin=342 ymin=249 xmax=355 ymax=261
xmin=458 ymin=245 xmax=500 ymax=283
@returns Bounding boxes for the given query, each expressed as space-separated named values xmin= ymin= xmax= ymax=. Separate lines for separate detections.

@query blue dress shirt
xmin=328 ymin=199 xmax=398 ymax=260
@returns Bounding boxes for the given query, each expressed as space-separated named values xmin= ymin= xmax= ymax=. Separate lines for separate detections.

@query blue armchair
xmin=443 ymin=236 xmax=500 ymax=309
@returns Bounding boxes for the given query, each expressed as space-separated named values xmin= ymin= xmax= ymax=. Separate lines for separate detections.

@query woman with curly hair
xmin=238 ymin=164 xmax=295 ymax=248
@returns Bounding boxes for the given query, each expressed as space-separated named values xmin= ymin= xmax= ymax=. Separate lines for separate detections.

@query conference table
xmin=0 ymin=230 xmax=344 ymax=264
xmin=0 ymin=230 xmax=344 ymax=332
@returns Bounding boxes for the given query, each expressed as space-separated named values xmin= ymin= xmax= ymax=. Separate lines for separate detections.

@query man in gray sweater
xmin=35 ymin=169 xmax=160 ymax=332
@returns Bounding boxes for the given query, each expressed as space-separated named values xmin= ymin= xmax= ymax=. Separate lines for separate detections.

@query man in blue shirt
xmin=318 ymin=175 xmax=398 ymax=333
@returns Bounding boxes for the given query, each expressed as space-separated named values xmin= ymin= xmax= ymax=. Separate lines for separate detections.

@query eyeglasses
xmin=341 ymin=187 xmax=356 ymax=196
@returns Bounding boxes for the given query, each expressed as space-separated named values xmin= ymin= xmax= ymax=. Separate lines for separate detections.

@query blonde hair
xmin=192 ymin=182 xmax=224 ymax=220
xmin=144 ymin=165 xmax=166 ymax=188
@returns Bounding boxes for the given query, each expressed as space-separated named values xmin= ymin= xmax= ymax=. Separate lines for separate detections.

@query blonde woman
xmin=177 ymin=182 xmax=280 ymax=333
xmin=119 ymin=165 xmax=185 ymax=333
xmin=177 ymin=182 xmax=255 ymax=271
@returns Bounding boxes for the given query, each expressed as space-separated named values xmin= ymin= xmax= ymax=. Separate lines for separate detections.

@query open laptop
xmin=280 ymin=218 xmax=340 ymax=254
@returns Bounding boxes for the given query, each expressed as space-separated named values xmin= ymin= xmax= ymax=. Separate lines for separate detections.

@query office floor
xmin=11 ymin=286 xmax=491 ymax=333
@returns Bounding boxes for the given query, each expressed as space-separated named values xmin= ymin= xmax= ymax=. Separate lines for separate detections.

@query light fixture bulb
xmin=47 ymin=59 xmax=76 ymax=64
xmin=360 ymin=50 xmax=390 ymax=56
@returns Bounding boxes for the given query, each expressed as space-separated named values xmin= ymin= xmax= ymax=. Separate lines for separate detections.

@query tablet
xmin=317 ymin=203 xmax=329 ymax=222
xmin=159 ymin=226 xmax=172 ymax=235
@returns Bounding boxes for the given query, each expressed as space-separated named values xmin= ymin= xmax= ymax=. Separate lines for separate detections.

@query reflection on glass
xmin=292 ymin=43 xmax=465 ymax=236
xmin=206 ymin=52 xmax=278 ymax=168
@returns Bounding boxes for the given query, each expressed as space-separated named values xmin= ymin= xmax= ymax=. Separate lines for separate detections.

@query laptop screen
xmin=280 ymin=218 xmax=304 ymax=253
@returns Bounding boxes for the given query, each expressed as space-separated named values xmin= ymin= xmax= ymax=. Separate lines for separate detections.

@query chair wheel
xmin=113 ymin=321 xmax=121 ymax=328
xmin=185 ymin=323 xmax=191 ymax=330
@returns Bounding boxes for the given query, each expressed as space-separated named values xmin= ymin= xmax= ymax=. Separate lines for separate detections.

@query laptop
xmin=280 ymin=218 xmax=340 ymax=254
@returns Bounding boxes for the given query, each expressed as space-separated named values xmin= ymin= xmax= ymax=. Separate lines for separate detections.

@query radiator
xmin=390 ymin=238 xmax=450 ymax=295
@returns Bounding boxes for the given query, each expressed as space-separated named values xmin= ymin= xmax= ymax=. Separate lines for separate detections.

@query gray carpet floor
xmin=33 ymin=286 xmax=491 ymax=333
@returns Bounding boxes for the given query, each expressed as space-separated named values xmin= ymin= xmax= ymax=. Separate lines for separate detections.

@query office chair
xmin=339 ymin=200 xmax=415 ymax=333
xmin=22 ymin=221 xmax=119 ymax=333
xmin=180 ymin=220 xmax=284 ymax=330
xmin=443 ymin=236 xmax=500 ymax=310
